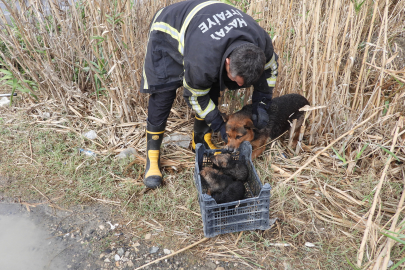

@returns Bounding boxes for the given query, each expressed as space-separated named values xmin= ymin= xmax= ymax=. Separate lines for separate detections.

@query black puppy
xmin=224 ymin=93 xmax=309 ymax=159
xmin=211 ymin=181 xmax=245 ymax=204
xmin=210 ymin=153 xmax=248 ymax=183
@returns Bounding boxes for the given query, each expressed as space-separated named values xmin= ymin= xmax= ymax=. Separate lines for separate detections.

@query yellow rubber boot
xmin=143 ymin=121 xmax=165 ymax=189
xmin=192 ymin=116 xmax=218 ymax=151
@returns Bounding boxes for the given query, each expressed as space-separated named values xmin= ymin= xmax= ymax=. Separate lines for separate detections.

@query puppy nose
xmin=225 ymin=146 xmax=234 ymax=152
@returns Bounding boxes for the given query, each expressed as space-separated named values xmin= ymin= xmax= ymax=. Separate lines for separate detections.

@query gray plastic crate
xmin=194 ymin=141 xmax=271 ymax=238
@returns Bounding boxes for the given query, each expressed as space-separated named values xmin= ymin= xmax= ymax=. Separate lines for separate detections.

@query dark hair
xmin=229 ymin=44 xmax=266 ymax=86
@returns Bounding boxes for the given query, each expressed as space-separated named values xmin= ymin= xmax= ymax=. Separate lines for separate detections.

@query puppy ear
xmin=244 ymin=119 xmax=255 ymax=130
xmin=220 ymin=111 xmax=229 ymax=122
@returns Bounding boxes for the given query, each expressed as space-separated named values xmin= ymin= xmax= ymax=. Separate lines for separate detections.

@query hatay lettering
xmin=209 ymin=18 xmax=247 ymax=40
xmin=198 ymin=9 xmax=247 ymax=40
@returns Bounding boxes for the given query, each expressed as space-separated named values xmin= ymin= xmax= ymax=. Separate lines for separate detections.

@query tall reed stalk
xmin=0 ymin=0 xmax=403 ymax=127
xmin=0 ymin=0 xmax=404 ymax=267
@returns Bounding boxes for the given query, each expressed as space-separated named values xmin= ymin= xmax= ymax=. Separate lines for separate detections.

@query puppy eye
xmin=236 ymin=135 xmax=242 ymax=140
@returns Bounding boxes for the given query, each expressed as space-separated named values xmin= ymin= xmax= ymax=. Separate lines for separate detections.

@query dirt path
xmin=0 ymin=192 xmax=230 ymax=270
xmin=0 ymin=200 xmax=100 ymax=269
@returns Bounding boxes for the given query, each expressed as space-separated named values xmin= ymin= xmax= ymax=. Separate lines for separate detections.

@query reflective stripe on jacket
xmin=141 ymin=0 xmax=278 ymax=127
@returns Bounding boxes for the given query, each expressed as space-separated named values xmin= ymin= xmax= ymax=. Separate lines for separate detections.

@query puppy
xmin=224 ymin=94 xmax=309 ymax=159
xmin=199 ymin=167 xmax=234 ymax=194
xmin=211 ymin=181 xmax=245 ymax=204
xmin=210 ymin=153 xmax=249 ymax=183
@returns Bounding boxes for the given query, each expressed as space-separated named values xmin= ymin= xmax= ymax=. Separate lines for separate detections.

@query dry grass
xmin=0 ymin=0 xmax=405 ymax=269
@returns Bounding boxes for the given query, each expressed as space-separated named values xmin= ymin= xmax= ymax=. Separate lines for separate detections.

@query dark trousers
xmin=147 ymin=86 xmax=220 ymax=127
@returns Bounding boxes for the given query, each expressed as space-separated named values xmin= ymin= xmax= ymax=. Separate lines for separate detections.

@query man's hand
xmin=209 ymin=113 xmax=228 ymax=143
xmin=252 ymin=100 xmax=271 ymax=129
xmin=252 ymin=91 xmax=272 ymax=129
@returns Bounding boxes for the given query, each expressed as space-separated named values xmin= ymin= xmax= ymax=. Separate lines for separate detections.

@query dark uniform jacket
xmin=141 ymin=0 xmax=278 ymax=131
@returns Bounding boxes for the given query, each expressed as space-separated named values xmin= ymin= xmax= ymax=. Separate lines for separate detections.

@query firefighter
xmin=141 ymin=0 xmax=278 ymax=188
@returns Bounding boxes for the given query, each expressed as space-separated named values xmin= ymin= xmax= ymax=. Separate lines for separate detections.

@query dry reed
xmin=0 ymin=0 xmax=404 ymax=268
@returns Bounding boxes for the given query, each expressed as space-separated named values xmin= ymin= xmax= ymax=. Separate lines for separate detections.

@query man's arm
xmin=264 ymin=51 xmax=279 ymax=92
xmin=182 ymin=77 xmax=227 ymax=142
xmin=182 ymin=77 xmax=224 ymax=127
xmin=253 ymin=52 xmax=278 ymax=98
xmin=251 ymin=52 xmax=279 ymax=129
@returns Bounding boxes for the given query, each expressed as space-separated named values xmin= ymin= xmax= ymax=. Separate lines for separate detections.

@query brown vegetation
xmin=0 ymin=0 xmax=404 ymax=268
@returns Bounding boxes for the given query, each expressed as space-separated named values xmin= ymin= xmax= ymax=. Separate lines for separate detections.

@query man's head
xmin=225 ymin=44 xmax=266 ymax=87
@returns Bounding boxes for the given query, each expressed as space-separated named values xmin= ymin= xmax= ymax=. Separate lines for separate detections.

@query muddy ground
xmin=0 ymin=177 xmax=232 ymax=270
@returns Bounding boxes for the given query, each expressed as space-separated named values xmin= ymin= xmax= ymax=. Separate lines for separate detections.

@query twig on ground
xmin=224 ymin=246 xmax=264 ymax=269
xmin=255 ymin=130 xmax=288 ymax=152
xmin=280 ymin=109 xmax=381 ymax=185
xmin=176 ymin=206 xmax=201 ymax=217
xmin=82 ymin=194 xmax=121 ymax=206
xmin=357 ymin=116 xmax=402 ymax=267
xmin=372 ymin=176 xmax=405 ymax=269
xmin=121 ymin=190 xmax=138 ymax=211
xmin=31 ymin=185 xmax=70 ymax=212
xmin=29 ymin=136 xmax=33 ymax=163
xmin=134 ymin=237 xmax=209 ymax=270
xmin=235 ymin=231 xmax=243 ymax=246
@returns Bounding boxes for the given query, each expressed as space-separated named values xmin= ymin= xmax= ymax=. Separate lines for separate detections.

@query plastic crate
xmin=194 ymin=141 xmax=271 ymax=238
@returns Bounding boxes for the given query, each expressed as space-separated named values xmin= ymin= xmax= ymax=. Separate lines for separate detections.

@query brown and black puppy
xmin=224 ymin=94 xmax=309 ymax=159
xmin=200 ymin=161 xmax=247 ymax=204
xmin=210 ymin=153 xmax=248 ymax=183
xmin=199 ymin=167 xmax=234 ymax=194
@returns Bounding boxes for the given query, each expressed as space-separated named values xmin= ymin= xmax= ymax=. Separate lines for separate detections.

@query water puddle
xmin=0 ymin=203 xmax=66 ymax=270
